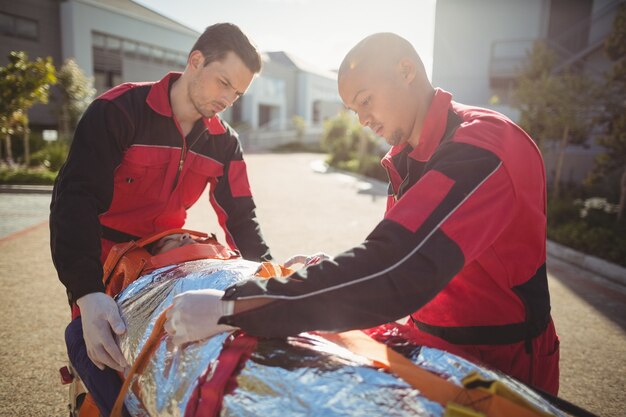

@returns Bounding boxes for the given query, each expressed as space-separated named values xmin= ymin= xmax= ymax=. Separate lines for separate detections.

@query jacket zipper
xmin=171 ymin=128 xmax=207 ymax=191
xmin=382 ymin=158 xmax=401 ymax=202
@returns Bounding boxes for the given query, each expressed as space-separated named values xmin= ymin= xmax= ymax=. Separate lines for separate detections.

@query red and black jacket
xmin=221 ymin=89 xmax=551 ymax=348
xmin=50 ymin=72 xmax=271 ymax=304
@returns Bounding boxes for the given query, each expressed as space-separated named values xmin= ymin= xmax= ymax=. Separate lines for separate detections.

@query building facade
xmin=431 ymin=0 xmax=621 ymax=183
xmin=0 ymin=0 xmax=343 ymax=150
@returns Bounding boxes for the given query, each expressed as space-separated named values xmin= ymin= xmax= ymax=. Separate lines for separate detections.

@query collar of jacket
xmin=381 ymin=88 xmax=453 ymax=171
xmin=146 ymin=71 xmax=227 ymax=135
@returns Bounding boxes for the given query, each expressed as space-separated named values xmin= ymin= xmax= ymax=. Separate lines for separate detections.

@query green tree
xmin=0 ymin=51 xmax=56 ymax=165
xmin=55 ymin=58 xmax=95 ymax=141
xmin=590 ymin=3 xmax=626 ymax=222
xmin=512 ymin=41 xmax=600 ymax=200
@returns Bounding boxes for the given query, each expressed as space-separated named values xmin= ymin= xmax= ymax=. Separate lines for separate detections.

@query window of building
xmin=92 ymin=31 xmax=188 ymax=68
xmin=94 ymin=70 xmax=122 ymax=94
xmin=547 ymin=0 xmax=592 ymax=54
xmin=259 ymin=104 xmax=273 ymax=127
xmin=0 ymin=12 xmax=38 ymax=41
xmin=231 ymin=99 xmax=243 ymax=125
xmin=312 ymin=101 xmax=321 ymax=124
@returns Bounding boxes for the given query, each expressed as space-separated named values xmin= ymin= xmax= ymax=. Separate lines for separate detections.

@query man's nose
xmin=357 ymin=112 xmax=370 ymax=127
xmin=222 ymin=89 xmax=239 ymax=107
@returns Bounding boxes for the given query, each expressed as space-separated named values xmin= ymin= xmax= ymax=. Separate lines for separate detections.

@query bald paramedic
xmin=165 ymin=32 xmax=560 ymax=395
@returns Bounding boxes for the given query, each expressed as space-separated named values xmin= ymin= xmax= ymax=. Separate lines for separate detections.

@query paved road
xmin=0 ymin=153 xmax=624 ymax=417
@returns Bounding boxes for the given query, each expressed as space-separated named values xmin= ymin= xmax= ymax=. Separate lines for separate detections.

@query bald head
xmin=339 ymin=33 xmax=427 ymax=84
xmin=337 ymin=32 xmax=435 ymax=148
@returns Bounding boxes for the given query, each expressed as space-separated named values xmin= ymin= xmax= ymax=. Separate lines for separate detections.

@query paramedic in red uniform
xmin=51 ymin=23 xmax=272 ymax=416
xmin=165 ymin=32 xmax=560 ymax=395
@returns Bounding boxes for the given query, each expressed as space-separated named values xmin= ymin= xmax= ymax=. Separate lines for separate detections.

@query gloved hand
xmin=164 ymin=289 xmax=237 ymax=346
xmin=283 ymin=252 xmax=332 ymax=268
xmin=76 ymin=292 xmax=128 ymax=372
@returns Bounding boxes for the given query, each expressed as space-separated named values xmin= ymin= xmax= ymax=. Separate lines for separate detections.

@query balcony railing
xmin=489 ymin=0 xmax=620 ymax=83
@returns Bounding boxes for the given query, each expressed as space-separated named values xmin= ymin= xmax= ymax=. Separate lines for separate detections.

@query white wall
xmin=60 ymin=0 xmax=197 ymax=78
xmin=297 ymin=72 xmax=341 ymax=126
xmin=432 ymin=0 xmax=547 ymax=107
xmin=245 ymin=76 xmax=287 ymax=129
xmin=122 ymin=57 xmax=177 ymax=83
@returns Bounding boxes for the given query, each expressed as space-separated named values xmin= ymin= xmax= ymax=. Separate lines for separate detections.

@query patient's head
xmin=151 ymin=233 xmax=197 ymax=255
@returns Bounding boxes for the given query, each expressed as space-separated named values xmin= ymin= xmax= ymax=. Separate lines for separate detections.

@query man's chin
xmin=385 ymin=137 xmax=403 ymax=147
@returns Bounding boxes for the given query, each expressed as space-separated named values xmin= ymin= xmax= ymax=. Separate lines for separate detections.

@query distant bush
xmin=548 ymin=196 xmax=626 ymax=267
xmin=29 ymin=140 xmax=69 ymax=171
xmin=0 ymin=166 xmax=57 ymax=185
xmin=271 ymin=141 xmax=324 ymax=153
xmin=321 ymin=111 xmax=388 ymax=182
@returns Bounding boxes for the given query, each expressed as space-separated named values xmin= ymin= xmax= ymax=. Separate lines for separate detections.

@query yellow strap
xmin=321 ymin=331 xmax=552 ymax=417
xmin=461 ymin=372 xmax=554 ymax=417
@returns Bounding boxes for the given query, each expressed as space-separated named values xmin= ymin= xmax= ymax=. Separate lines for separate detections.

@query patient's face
xmin=152 ymin=233 xmax=196 ymax=255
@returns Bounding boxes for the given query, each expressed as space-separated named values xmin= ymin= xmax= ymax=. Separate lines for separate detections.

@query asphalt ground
xmin=0 ymin=153 xmax=624 ymax=417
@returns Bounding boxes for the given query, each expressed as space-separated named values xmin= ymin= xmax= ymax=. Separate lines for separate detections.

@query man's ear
xmin=188 ymin=50 xmax=204 ymax=70
xmin=398 ymin=58 xmax=416 ymax=84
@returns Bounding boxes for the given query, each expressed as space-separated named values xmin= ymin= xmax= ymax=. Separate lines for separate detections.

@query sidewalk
xmin=0 ymin=184 xmax=53 ymax=194
xmin=0 ymin=191 xmax=51 ymax=239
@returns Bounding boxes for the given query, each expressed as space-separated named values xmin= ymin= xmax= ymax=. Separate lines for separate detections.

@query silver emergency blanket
xmin=116 ymin=258 xmax=566 ymax=417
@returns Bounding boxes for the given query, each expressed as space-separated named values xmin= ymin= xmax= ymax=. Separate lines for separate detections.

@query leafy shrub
xmin=0 ymin=166 xmax=57 ymax=184
xmin=321 ymin=111 xmax=388 ymax=181
xmin=548 ymin=221 xmax=626 ymax=267
xmin=271 ymin=141 xmax=324 ymax=153
xmin=547 ymin=197 xmax=583 ymax=226
xmin=548 ymin=195 xmax=626 ymax=267
xmin=30 ymin=140 xmax=69 ymax=171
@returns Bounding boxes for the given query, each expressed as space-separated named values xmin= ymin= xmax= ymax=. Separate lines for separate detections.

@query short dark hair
xmin=190 ymin=23 xmax=262 ymax=74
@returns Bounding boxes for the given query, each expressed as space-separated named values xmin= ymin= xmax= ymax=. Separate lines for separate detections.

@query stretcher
xmin=61 ymin=230 xmax=584 ymax=417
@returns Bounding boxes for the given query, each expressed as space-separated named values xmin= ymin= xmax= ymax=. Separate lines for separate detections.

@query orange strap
xmin=255 ymin=262 xmax=295 ymax=278
xmin=112 ymin=264 xmax=548 ymax=417
xmin=111 ymin=307 xmax=171 ymax=417
xmin=102 ymin=229 xmax=208 ymax=278
xmin=320 ymin=331 xmax=549 ymax=417
xmin=110 ymin=264 xmax=291 ymax=416
xmin=146 ymin=241 xmax=237 ymax=273
xmin=134 ymin=228 xmax=209 ymax=249
xmin=112 ymin=326 xmax=547 ymax=417
xmin=77 ymin=393 xmax=100 ymax=417
xmin=102 ymin=229 xmax=234 ymax=297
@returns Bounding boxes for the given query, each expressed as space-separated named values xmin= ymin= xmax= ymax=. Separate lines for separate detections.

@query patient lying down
xmin=96 ymin=230 xmax=566 ymax=417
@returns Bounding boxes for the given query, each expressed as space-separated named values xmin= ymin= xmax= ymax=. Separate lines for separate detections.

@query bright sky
xmin=134 ymin=0 xmax=437 ymax=77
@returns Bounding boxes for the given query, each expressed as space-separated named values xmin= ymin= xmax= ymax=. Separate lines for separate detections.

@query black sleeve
xmin=210 ymin=137 xmax=272 ymax=262
xmin=49 ymin=99 xmax=134 ymax=304
xmin=220 ymin=142 xmax=508 ymax=337
xmin=221 ymin=222 xmax=464 ymax=337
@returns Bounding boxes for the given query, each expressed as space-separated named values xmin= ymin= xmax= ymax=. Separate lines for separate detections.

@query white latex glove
xmin=76 ymin=292 xmax=128 ymax=372
xmin=164 ymin=289 xmax=237 ymax=346
xmin=283 ymin=252 xmax=332 ymax=268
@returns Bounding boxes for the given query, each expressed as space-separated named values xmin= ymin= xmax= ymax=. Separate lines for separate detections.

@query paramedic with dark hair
xmin=51 ymin=23 xmax=272 ymax=416
xmin=165 ymin=32 xmax=560 ymax=395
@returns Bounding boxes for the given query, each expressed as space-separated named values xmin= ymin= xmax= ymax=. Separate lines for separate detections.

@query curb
xmin=546 ymin=240 xmax=626 ymax=287
xmin=0 ymin=184 xmax=53 ymax=194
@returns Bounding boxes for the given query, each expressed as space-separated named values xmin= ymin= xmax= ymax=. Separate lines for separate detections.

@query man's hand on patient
xmin=283 ymin=252 xmax=332 ymax=268
xmin=76 ymin=292 xmax=128 ymax=372
xmin=164 ymin=289 xmax=237 ymax=346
